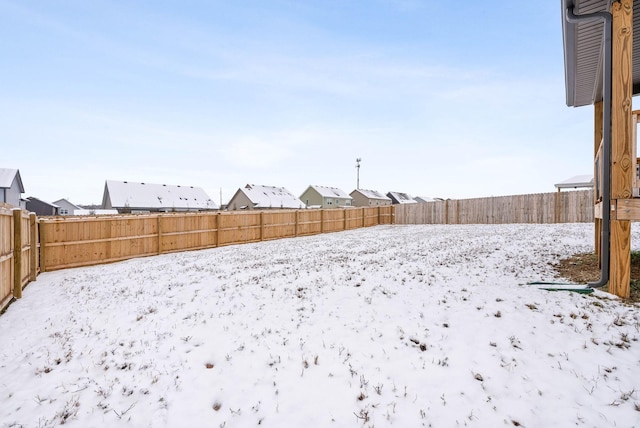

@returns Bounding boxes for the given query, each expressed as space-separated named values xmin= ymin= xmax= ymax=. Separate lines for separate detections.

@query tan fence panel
xmin=0 ymin=207 xmax=13 ymax=309
xmin=297 ymin=210 xmax=322 ymax=236
xmin=344 ymin=208 xmax=362 ymax=230
xmin=41 ymin=215 xmax=159 ymax=270
xmin=262 ymin=210 xmax=296 ymax=241
xmin=394 ymin=190 xmax=594 ymax=225
xmin=1 ymin=208 xmax=37 ymax=310
xmin=377 ymin=205 xmax=394 ymax=224
xmin=160 ymin=212 xmax=218 ymax=253
xmin=322 ymin=209 xmax=346 ymax=233
xmin=218 ymin=212 xmax=261 ymax=246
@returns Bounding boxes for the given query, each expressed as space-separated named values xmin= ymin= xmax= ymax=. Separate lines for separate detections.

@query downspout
xmin=566 ymin=4 xmax=612 ymax=288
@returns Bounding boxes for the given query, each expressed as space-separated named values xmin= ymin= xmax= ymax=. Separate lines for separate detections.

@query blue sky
xmin=1 ymin=0 xmax=595 ymax=205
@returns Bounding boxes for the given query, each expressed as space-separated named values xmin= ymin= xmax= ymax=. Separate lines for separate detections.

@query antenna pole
xmin=356 ymin=158 xmax=361 ymax=189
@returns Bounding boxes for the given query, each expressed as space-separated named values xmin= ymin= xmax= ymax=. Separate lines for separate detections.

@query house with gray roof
xmin=25 ymin=197 xmax=59 ymax=216
xmin=386 ymin=191 xmax=417 ymax=205
xmin=50 ymin=198 xmax=118 ymax=216
xmin=102 ymin=180 xmax=218 ymax=213
xmin=0 ymin=168 xmax=25 ymax=209
xmin=349 ymin=189 xmax=391 ymax=207
xmin=227 ymin=184 xmax=305 ymax=210
xmin=52 ymin=198 xmax=82 ymax=215
xmin=300 ymin=185 xmax=352 ymax=209
xmin=415 ymin=196 xmax=445 ymax=203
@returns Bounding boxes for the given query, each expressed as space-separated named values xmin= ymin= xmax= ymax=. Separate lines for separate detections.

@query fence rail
xmin=394 ymin=189 xmax=594 ymax=224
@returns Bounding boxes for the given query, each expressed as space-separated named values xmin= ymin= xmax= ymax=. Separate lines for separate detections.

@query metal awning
xmin=562 ymin=0 xmax=640 ymax=107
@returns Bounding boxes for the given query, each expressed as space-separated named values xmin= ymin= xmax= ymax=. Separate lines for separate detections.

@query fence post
xmin=260 ymin=211 xmax=264 ymax=241
xmin=320 ymin=210 xmax=325 ymax=233
xmin=445 ymin=200 xmax=449 ymax=224
xmin=157 ymin=214 xmax=163 ymax=255
xmin=212 ymin=213 xmax=218 ymax=247
xmin=295 ymin=210 xmax=299 ymax=237
xmin=362 ymin=207 xmax=365 ymax=227
xmin=29 ymin=213 xmax=37 ymax=281
xmin=39 ymin=219 xmax=46 ymax=272
xmin=343 ymin=209 xmax=347 ymax=230
xmin=218 ymin=213 xmax=224 ymax=246
xmin=13 ymin=209 xmax=22 ymax=299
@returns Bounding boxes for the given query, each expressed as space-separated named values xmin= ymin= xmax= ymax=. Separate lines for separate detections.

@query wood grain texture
xmin=611 ymin=0 xmax=634 ymax=199
xmin=609 ymin=219 xmax=631 ymax=298
xmin=608 ymin=0 xmax=633 ymax=298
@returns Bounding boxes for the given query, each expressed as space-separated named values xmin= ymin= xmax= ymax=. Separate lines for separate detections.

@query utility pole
xmin=356 ymin=158 xmax=361 ymax=189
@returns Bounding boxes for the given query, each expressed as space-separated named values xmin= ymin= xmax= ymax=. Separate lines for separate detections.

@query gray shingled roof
xmin=0 ymin=168 xmax=24 ymax=192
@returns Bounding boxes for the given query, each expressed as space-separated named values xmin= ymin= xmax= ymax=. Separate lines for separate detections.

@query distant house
xmin=300 ymin=185 xmax=352 ymax=209
xmin=52 ymin=198 xmax=118 ymax=215
xmin=227 ymin=184 xmax=305 ymax=210
xmin=26 ymin=197 xmax=59 ymax=216
xmin=386 ymin=191 xmax=418 ymax=205
xmin=73 ymin=208 xmax=119 ymax=216
xmin=350 ymin=189 xmax=392 ymax=207
xmin=102 ymin=180 xmax=218 ymax=213
xmin=415 ymin=196 xmax=445 ymax=203
xmin=52 ymin=198 xmax=82 ymax=215
xmin=0 ymin=168 xmax=25 ymax=209
xmin=554 ymin=175 xmax=594 ymax=191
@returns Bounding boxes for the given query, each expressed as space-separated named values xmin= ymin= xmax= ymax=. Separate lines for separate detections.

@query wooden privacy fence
xmin=2 ymin=188 xmax=593 ymax=311
xmin=394 ymin=190 xmax=594 ymax=225
xmin=0 ymin=207 xmax=39 ymax=311
xmin=38 ymin=206 xmax=394 ymax=272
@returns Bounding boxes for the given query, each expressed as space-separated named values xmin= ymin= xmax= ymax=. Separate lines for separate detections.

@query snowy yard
xmin=1 ymin=223 xmax=639 ymax=427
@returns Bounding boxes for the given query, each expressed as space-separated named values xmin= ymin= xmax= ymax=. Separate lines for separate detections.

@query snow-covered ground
xmin=1 ymin=223 xmax=639 ymax=428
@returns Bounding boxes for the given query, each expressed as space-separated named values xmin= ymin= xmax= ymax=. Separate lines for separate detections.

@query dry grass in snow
xmin=0 ymin=223 xmax=639 ymax=427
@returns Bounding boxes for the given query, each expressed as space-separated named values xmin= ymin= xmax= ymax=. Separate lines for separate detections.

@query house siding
xmin=227 ymin=191 xmax=255 ymax=210
xmin=300 ymin=186 xmax=353 ymax=209
xmin=350 ymin=191 xmax=391 ymax=207
xmin=2 ymin=178 xmax=22 ymax=207
xmin=300 ymin=188 xmax=324 ymax=208
xmin=53 ymin=199 xmax=81 ymax=215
